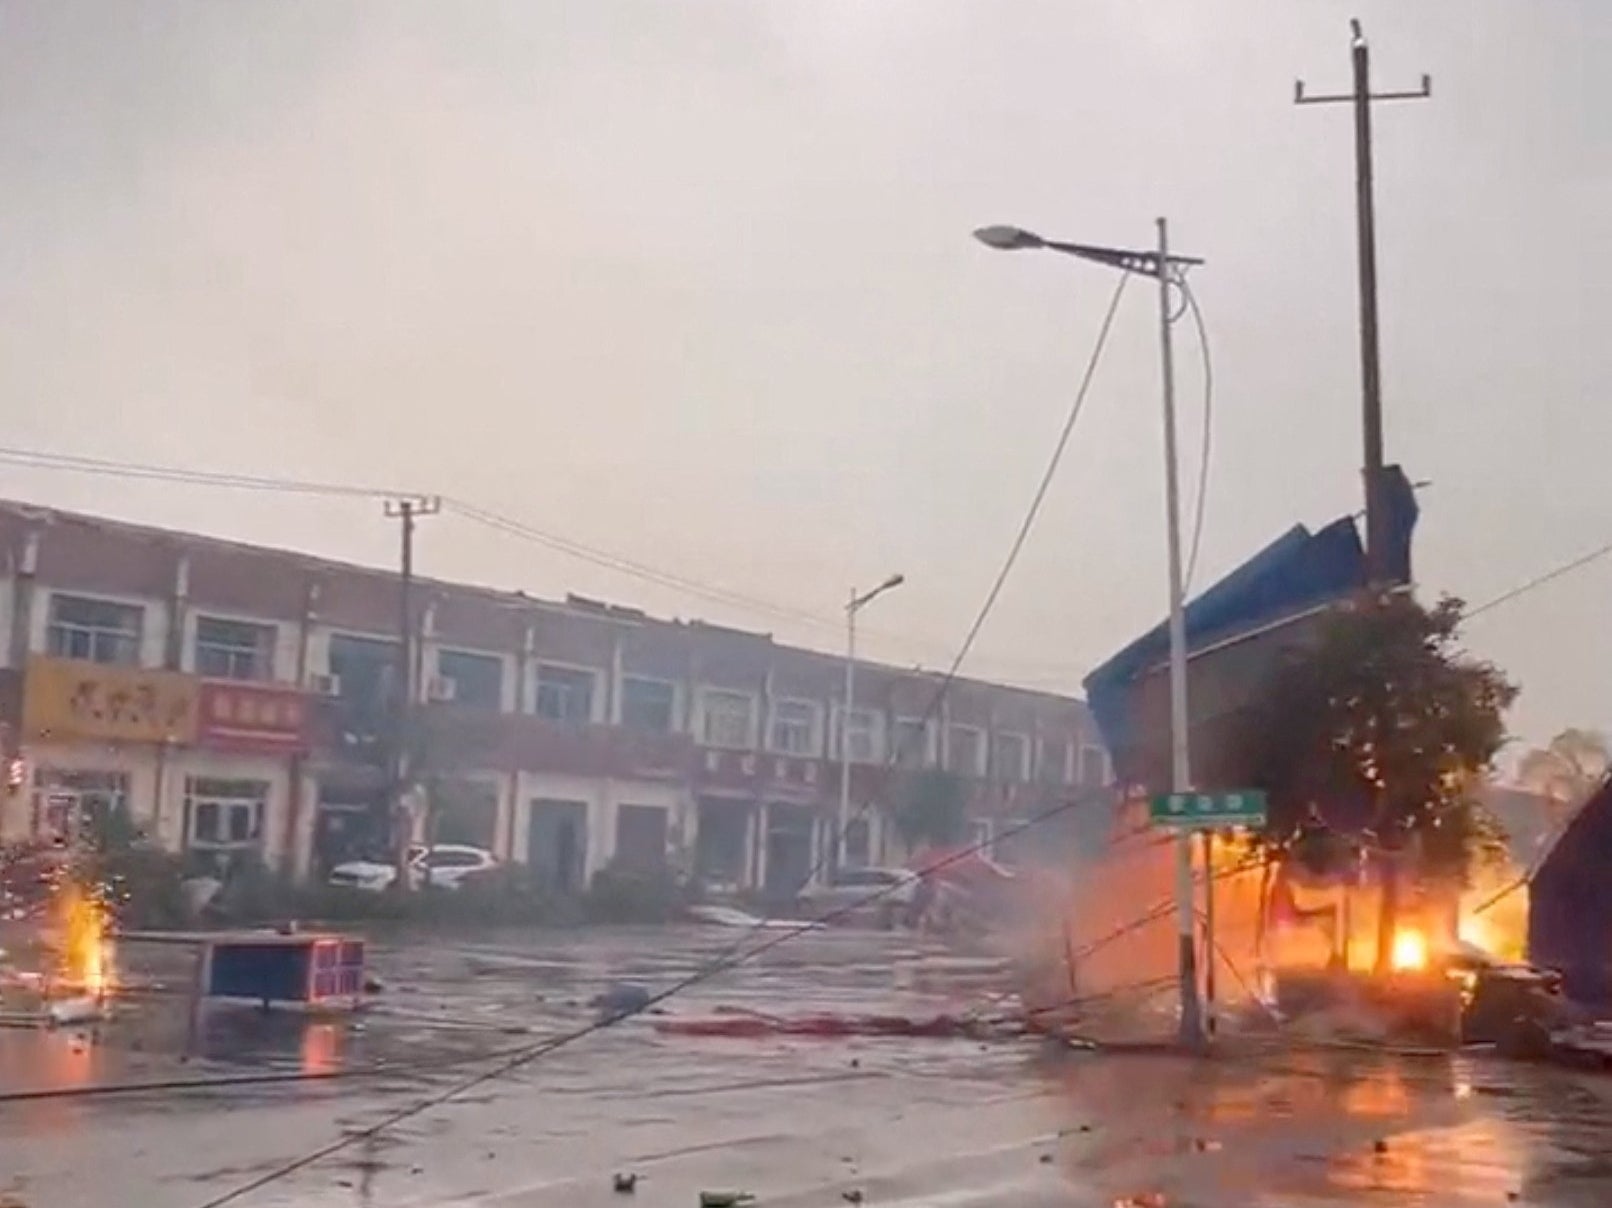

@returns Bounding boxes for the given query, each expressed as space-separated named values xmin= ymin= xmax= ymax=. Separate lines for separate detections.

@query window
xmin=436 ymin=649 xmax=503 ymax=709
xmin=327 ymin=634 xmax=398 ymax=711
xmin=945 ymin=724 xmax=986 ymax=776
xmin=833 ymin=706 xmax=884 ymax=763
xmin=993 ymin=731 xmax=1030 ymax=782
xmin=1039 ymin=739 xmax=1073 ymax=786
xmin=533 ymin=664 xmax=597 ymax=723
xmin=186 ymin=777 xmax=268 ymax=849
xmin=701 ymin=688 xmax=756 ymax=749
xmin=893 ymin=717 xmax=934 ymax=768
xmin=194 ymin=615 xmax=275 ymax=681
xmin=47 ymin=594 xmax=142 ymax=665
xmin=621 ymin=676 xmax=676 ymax=733
xmin=1080 ymin=744 xmax=1110 ymax=789
xmin=768 ymin=699 xmax=819 ymax=755
xmin=33 ymin=769 xmax=130 ymax=842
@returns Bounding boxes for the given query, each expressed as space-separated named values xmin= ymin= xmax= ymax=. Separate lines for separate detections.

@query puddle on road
xmin=1035 ymin=1048 xmax=1612 ymax=1207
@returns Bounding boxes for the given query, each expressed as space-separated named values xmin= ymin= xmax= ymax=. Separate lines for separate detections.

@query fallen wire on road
xmin=189 ymin=796 xmax=1091 ymax=1208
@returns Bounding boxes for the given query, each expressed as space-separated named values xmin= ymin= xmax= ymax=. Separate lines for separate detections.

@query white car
xmin=328 ymin=844 xmax=497 ymax=892
xmin=799 ymin=866 xmax=922 ymax=919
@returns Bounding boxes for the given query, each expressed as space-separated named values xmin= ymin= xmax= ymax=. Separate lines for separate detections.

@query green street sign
xmin=1148 ymin=789 xmax=1268 ymax=830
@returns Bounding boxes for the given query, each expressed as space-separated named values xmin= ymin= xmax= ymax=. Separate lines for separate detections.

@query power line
xmin=0 ymin=446 xmax=401 ymax=499
xmin=0 ymin=445 xmax=1093 ymax=680
xmin=1178 ymin=276 xmax=1214 ymax=594
xmin=192 ymin=267 xmax=1131 ymax=1207
xmin=1465 ymin=536 xmax=1612 ymax=621
xmin=189 ymin=795 xmax=1087 ymax=1208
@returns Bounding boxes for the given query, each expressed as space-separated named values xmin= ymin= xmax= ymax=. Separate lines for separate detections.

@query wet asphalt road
xmin=2 ymin=926 xmax=1611 ymax=1207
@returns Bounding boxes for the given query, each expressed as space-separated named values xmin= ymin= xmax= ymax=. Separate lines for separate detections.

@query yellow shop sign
xmin=23 ymin=657 xmax=199 ymax=744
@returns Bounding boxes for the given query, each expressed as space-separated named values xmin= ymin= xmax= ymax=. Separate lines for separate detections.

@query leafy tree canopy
xmin=1238 ymin=593 xmax=1517 ymax=881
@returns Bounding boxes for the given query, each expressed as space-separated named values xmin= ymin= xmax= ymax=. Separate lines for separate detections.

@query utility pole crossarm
xmin=1295 ymin=77 xmax=1432 ymax=106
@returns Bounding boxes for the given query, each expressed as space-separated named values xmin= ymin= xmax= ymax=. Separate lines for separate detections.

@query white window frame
xmin=893 ymin=716 xmax=936 ymax=768
xmin=619 ymin=674 xmax=678 ymax=733
xmin=185 ymin=777 xmax=269 ymax=851
xmin=767 ymin=697 xmax=821 ymax=756
xmin=945 ymin=723 xmax=987 ymax=777
xmin=193 ymin=613 xmax=277 ymax=682
xmin=46 ymin=593 xmax=144 ymax=666
xmin=434 ymin=647 xmax=506 ymax=710
xmin=531 ymin=662 xmax=600 ymax=725
xmin=700 ymin=687 xmax=758 ymax=750
xmin=993 ymin=731 xmax=1031 ymax=782
xmin=831 ymin=705 xmax=885 ymax=764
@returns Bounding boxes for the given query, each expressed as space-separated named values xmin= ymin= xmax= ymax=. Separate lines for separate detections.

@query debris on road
xmin=697 ymin=1192 xmax=754 ymax=1208
xmin=593 ymin=982 xmax=652 ymax=1021
xmin=655 ymin=1007 xmax=1023 ymax=1041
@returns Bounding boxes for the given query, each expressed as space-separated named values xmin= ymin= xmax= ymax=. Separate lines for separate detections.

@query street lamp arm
xmin=1039 ymin=238 xmax=1204 ymax=277
xmin=849 ymin=574 xmax=905 ymax=613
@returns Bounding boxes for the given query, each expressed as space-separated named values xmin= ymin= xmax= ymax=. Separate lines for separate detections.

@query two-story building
xmin=0 ymin=499 xmax=1112 ymax=892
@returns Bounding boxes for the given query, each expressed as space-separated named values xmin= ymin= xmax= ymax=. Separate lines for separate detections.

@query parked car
xmin=798 ymin=866 xmax=921 ymax=925
xmin=328 ymin=844 xmax=497 ymax=893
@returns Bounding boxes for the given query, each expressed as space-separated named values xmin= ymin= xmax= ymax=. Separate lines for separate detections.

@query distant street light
xmin=975 ymin=217 xmax=1208 ymax=1049
xmin=838 ymin=574 xmax=905 ymax=869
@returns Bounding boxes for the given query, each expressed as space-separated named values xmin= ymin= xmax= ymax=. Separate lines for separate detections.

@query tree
xmin=1518 ymin=727 xmax=1609 ymax=824
xmin=892 ymin=769 xmax=969 ymax=850
xmin=1236 ymin=593 xmax=1517 ymax=969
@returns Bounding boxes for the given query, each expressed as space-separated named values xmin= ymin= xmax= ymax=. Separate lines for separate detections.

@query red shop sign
xmin=197 ymin=681 xmax=309 ymax=753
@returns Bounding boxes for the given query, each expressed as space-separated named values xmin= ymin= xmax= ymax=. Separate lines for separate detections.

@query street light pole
xmin=972 ymin=219 xmax=1206 ymax=1048
xmin=838 ymin=574 xmax=904 ymax=870
xmin=1154 ymin=217 xmax=1205 ymax=1048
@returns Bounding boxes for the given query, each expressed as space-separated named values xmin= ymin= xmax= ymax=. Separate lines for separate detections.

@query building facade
xmin=0 ymin=500 xmax=1111 ymax=892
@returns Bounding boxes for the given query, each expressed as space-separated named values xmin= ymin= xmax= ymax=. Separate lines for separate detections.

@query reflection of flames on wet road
xmin=55 ymin=880 xmax=114 ymax=998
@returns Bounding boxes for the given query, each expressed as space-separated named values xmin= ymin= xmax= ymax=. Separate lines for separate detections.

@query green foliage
xmin=892 ymin=769 xmax=969 ymax=849
xmin=1239 ymin=593 xmax=1517 ymax=880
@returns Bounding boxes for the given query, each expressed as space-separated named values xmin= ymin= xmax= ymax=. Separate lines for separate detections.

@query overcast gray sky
xmin=0 ymin=1 xmax=1604 ymax=749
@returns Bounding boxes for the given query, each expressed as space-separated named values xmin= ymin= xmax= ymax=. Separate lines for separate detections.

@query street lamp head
xmin=973 ymin=224 xmax=1044 ymax=252
xmin=879 ymin=573 xmax=906 ymax=592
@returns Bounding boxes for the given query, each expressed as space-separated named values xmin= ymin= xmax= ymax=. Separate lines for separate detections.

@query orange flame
xmin=56 ymin=882 xmax=114 ymax=998
xmin=1390 ymin=927 xmax=1429 ymax=972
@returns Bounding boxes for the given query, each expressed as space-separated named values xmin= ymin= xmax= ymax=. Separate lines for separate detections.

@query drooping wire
xmin=0 ymin=445 xmax=1091 ymax=680
xmin=188 ymin=796 xmax=1089 ymax=1208
xmin=1178 ymin=275 xmax=1214 ymax=595
xmin=190 ymin=268 xmax=1133 ymax=1208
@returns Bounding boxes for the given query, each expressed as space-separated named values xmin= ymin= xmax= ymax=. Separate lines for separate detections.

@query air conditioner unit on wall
xmin=309 ymin=673 xmax=343 ymax=697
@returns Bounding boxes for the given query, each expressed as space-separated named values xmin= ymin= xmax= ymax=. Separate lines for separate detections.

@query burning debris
xmin=0 ymin=869 xmax=116 ymax=1027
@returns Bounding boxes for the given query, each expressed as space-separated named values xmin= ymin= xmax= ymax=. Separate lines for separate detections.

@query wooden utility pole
xmin=383 ymin=495 xmax=440 ymax=890
xmin=1296 ymin=19 xmax=1430 ymax=587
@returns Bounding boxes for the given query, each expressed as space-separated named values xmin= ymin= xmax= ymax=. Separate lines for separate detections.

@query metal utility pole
xmin=1296 ymin=19 xmax=1430 ymax=586
xmin=838 ymin=574 xmax=904 ymax=870
xmin=384 ymin=495 xmax=441 ymax=890
xmin=1154 ymin=216 xmax=1204 ymax=1049
xmin=972 ymin=218 xmax=1206 ymax=1049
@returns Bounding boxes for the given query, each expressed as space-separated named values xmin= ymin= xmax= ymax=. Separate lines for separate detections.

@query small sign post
xmin=1146 ymin=789 xmax=1267 ymax=1040
xmin=1147 ymin=790 xmax=1268 ymax=831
